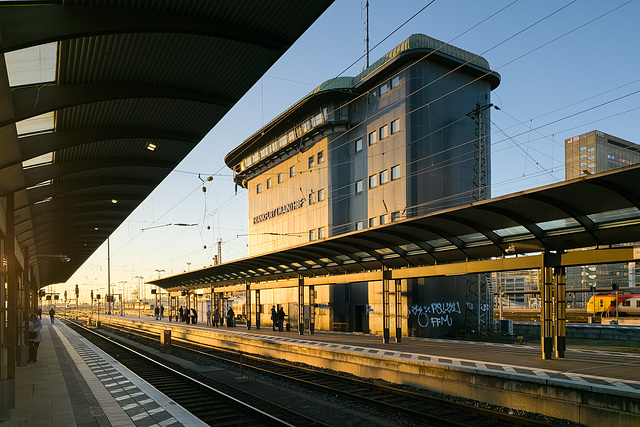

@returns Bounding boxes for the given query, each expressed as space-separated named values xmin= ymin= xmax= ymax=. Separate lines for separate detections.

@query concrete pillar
xmin=554 ymin=267 xmax=566 ymax=359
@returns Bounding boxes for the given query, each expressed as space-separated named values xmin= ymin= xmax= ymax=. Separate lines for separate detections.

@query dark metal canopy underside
xmin=0 ymin=0 xmax=334 ymax=286
xmin=151 ymin=164 xmax=640 ymax=292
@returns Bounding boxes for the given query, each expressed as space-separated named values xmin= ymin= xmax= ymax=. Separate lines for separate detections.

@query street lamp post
xmin=135 ymin=276 xmax=143 ymax=318
xmin=118 ymin=281 xmax=127 ymax=316
xmin=154 ymin=269 xmax=164 ymax=313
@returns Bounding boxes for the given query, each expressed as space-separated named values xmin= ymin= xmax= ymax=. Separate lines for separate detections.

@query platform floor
xmin=109 ymin=313 xmax=640 ymax=398
xmin=11 ymin=317 xmax=206 ymax=427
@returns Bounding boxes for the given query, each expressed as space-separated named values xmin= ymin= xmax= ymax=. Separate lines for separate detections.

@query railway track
xmin=63 ymin=319 xmax=322 ymax=426
xmin=86 ymin=318 xmax=568 ymax=427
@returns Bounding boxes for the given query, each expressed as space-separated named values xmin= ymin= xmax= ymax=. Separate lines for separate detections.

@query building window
xmin=277 ymin=173 xmax=282 ymax=183
xmin=580 ymin=154 xmax=587 ymax=159
xmin=369 ymin=217 xmax=375 ymax=227
xmin=379 ymin=124 xmax=388 ymax=140
xmin=588 ymin=147 xmax=595 ymax=152
xmin=379 ymin=215 xmax=386 ymax=225
xmin=391 ymin=75 xmax=400 ymax=88
xmin=317 ymin=227 xmax=323 ymax=239
xmin=355 ymin=180 xmax=363 ymax=193
xmin=391 ymin=119 xmax=400 ymax=134
xmin=309 ymin=229 xmax=315 ymax=241
xmin=580 ymin=162 xmax=587 ymax=167
xmin=308 ymin=156 xmax=314 ymax=168
xmin=289 ymin=166 xmax=295 ymax=177
xmin=379 ymin=81 xmax=389 ymax=96
xmin=380 ymin=169 xmax=388 ymax=184
xmin=355 ymin=138 xmax=363 ymax=152
xmin=368 ymin=88 xmax=378 ymax=103
xmin=391 ymin=165 xmax=400 ymax=180
xmin=317 ymin=188 xmax=324 ymax=201
xmin=317 ymin=151 xmax=324 ymax=164
xmin=309 ymin=193 xmax=314 ymax=205
xmin=580 ymin=146 xmax=587 ymax=151
xmin=368 ymin=131 xmax=376 ymax=146
xmin=391 ymin=211 xmax=400 ymax=222
xmin=356 ymin=221 xmax=364 ymax=230
xmin=256 ymin=183 xmax=262 ymax=194
xmin=266 ymin=178 xmax=272 ymax=189
xmin=369 ymin=174 xmax=377 ymax=188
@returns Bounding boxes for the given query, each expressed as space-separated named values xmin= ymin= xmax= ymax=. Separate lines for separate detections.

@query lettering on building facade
xmin=253 ymin=198 xmax=306 ymax=224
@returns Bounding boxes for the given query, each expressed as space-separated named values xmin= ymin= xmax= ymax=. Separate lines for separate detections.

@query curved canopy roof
xmin=0 ymin=0 xmax=334 ymax=286
xmin=151 ymin=164 xmax=640 ymax=291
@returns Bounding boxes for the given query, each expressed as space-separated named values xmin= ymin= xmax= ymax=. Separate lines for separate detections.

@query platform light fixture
xmin=146 ymin=142 xmax=157 ymax=151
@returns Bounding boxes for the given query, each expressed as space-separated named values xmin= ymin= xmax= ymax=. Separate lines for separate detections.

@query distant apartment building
xmin=565 ymin=130 xmax=640 ymax=299
xmin=225 ymin=34 xmax=500 ymax=337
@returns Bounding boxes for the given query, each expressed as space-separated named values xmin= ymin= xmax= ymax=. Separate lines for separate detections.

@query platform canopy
xmin=151 ymin=164 xmax=640 ymax=292
xmin=0 ymin=0 xmax=334 ymax=287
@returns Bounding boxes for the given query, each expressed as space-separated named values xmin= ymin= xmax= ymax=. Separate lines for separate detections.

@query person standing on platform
xmin=154 ymin=306 xmax=159 ymax=320
xmin=49 ymin=307 xmax=56 ymax=324
xmin=37 ymin=307 xmax=42 ymax=319
xmin=206 ymin=308 xmax=211 ymax=326
xmin=213 ymin=307 xmax=220 ymax=327
xmin=270 ymin=306 xmax=277 ymax=331
xmin=277 ymin=307 xmax=285 ymax=332
xmin=227 ymin=307 xmax=234 ymax=327
xmin=160 ymin=305 xmax=164 ymax=319
xmin=179 ymin=306 xmax=184 ymax=322
xmin=28 ymin=313 xmax=43 ymax=363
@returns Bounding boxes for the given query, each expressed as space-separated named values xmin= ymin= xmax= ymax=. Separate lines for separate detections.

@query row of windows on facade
xmin=358 ymin=212 xmax=402 ymax=230
xmin=355 ymin=165 xmax=401 ymax=193
xmin=309 ymin=210 xmax=404 ymax=241
xmin=256 ymin=151 xmax=325 ymax=194
xmin=240 ymin=103 xmax=346 ymax=172
xmin=354 ymin=118 xmax=401 ymax=152
xmin=308 ymin=227 xmax=324 ymax=241
xmin=354 ymin=74 xmax=401 ymax=112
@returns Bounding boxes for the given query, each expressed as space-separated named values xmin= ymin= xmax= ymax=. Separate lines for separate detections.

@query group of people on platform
xmin=153 ymin=304 xmax=287 ymax=330
xmin=270 ymin=305 xmax=287 ymax=331
xmin=177 ymin=306 xmax=198 ymax=324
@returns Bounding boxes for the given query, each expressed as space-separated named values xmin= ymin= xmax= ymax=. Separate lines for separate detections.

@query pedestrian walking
xmin=28 ymin=313 xmax=43 ymax=363
xmin=154 ymin=306 xmax=160 ymax=320
xmin=213 ymin=308 xmax=220 ymax=327
xmin=191 ymin=307 xmax=197 ymax=324
xmin=270 ymin=306 xmax=277 ymax=331
xmin=179 ymin=306 xmax=184 ymax=322
xmin=160 ymin=305 xmax=165 ymax=319
xmin=49 ymin=307 xmax=56 ymax=324
xmin=227 ymin=307 xmax=235 ymax=327
xmin=206 ymin=309 xmax=211 ymax=326
xmin=277 ymin=306 xmax=285 ymax=332
xmin=37 ymin=307 xmax=42 ymax=319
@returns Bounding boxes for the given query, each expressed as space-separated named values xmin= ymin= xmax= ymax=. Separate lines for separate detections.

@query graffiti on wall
xmin=406 ymin=300 xmax=462 ymax=328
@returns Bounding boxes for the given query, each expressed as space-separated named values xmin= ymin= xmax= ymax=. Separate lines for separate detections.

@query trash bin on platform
xmin=161 ymin=330 xmax=171 ymax=350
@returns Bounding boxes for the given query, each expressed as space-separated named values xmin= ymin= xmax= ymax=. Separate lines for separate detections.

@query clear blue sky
xmin=57 ymin=0 xmax=640 ymax=300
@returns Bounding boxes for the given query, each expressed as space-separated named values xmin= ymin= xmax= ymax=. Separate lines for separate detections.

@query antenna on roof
xmin=363 ymin=1 xmax=370 ymax=68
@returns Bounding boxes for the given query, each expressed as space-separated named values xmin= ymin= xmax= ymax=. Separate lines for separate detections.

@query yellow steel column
xmin=555 ymin=267 xmax=566 ymax=358
xmin=394 ymin=279 xmax=402 ymax=343
xmin=382 ymin=267 xmax=390 ymax=343
xmin=245 ymin=283 xmax=251 ymax=330
xmin=298 ymin=275 xmax=304 ymax=335
xmin=541 ymin=264 xmax=554 ymax=360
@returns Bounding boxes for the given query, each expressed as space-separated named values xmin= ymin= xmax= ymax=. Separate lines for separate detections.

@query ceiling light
xmin=111 ymin=199 xmax=118 ymax=204
xmin=146 ymin=143 xmax=157 ymax=151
